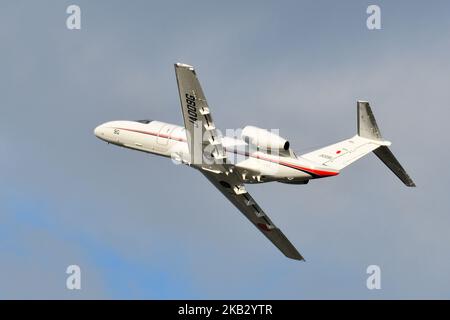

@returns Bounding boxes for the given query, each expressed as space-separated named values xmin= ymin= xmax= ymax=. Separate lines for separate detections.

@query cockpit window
xmin=134 ymin=120 xmax=152 ymax=124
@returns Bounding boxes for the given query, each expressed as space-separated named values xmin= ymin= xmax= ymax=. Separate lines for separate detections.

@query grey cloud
xmin=1 ymin=0 xmax=450 ymax=298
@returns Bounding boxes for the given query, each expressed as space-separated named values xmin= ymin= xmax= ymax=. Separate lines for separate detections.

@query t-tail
xmin=356 ymin=101 xmax=416 ymax=187
xmin=301 ymin=101 xmax=416 ymax=187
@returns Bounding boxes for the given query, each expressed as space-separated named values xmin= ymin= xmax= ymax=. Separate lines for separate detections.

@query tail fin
xmin=301 ymin=101 xmax=416 ymax=187
xmin=357 ymin=101 xmax=383 ymax=140
xmin=357 ymin=101 xmax=416 ymax=187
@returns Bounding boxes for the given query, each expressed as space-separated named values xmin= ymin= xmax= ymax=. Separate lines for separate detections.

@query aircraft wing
xmin=200 ymin=170 xmax=305 ymax=261
xmin=174 ymin=63 xmax=227 ymax=172
xmin=175 ymin=63 xmax=303 ymax=260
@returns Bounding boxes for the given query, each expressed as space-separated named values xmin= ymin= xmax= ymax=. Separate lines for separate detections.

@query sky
xmin=1 ymin=0 xmax=450 ymax=299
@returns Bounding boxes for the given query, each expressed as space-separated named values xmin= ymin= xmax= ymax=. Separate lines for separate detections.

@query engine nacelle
xmin=241 ymin=126 xmax=290 ymax=151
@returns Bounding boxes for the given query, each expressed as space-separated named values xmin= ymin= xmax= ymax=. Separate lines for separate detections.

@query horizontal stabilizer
xmin=373 ymin=146 xmax=416 ymax=187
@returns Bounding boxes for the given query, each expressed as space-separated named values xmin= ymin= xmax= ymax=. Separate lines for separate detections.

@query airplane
xmin=94 ymin=63 xmax=415 ymax=261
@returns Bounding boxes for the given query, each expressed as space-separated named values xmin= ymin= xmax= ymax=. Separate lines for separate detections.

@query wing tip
xmin=286 ymin=252 xmax=305 ymax=261
xmin=407 ymin=181 xmax=417 ymax=187
xmin=290 ymin=256 xmax=306 ymax=262
xmin=175 ymin=62 xmax=195 ymax=70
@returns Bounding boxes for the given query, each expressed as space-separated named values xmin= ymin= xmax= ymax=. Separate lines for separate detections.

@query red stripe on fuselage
xmin=230 ymin=149 xmax=338 ymax=177
xmin=113 ymin=127 xmax=339 ymax=177
xmin=116 ymin=127 xmax=186 ymax=142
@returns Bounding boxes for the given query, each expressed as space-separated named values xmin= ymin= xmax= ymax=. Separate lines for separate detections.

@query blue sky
xmin=1 ymin=0 xmax=450 ymax=299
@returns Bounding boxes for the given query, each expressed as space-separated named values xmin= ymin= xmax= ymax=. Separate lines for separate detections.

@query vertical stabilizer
xmin=357 ymin=101 xmax=382 ymax=140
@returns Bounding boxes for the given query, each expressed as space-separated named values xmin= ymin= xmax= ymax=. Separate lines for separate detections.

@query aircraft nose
xmin=94 ymin=125 xmax=104 ymax=138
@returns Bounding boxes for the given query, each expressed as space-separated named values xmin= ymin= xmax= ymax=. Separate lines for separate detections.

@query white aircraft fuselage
xmin=94 ymin=119 xmax=339 ymax=185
